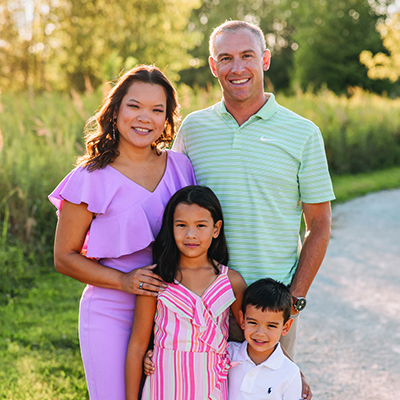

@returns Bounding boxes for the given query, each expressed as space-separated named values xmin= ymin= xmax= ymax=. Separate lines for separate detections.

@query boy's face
xmin=240 ymin=305 xmax=293 ymax=364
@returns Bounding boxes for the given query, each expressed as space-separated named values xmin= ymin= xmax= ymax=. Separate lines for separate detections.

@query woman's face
xmin=116 ymin=81 xmax=167 ymax=151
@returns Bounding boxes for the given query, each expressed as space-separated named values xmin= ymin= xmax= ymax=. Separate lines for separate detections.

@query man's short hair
xmin=241 ymin=278 xmax=292 ymax=323
xmin=209 ymin=20 xmax=266 ymax=58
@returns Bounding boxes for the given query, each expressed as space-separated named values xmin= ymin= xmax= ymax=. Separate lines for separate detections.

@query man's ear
xmin=263 ymin=49 xmax=271 ymax=71
xmin=280 ymin=318 xmax=294 ymax=337
xmin=209 ymin=56 xmax=218 ymax=77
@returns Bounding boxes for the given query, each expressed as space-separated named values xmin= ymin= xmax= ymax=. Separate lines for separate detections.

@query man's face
xmin=209 ymin=29 xmax=270 ymax=108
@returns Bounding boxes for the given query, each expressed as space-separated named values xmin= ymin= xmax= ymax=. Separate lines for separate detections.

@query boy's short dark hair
xmin=241 ymin=278 xmax=292 ymax=323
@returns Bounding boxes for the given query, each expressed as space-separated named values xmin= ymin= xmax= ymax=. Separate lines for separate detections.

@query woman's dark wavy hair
xmin=77 ymin=65 xmax=180 ymax=171
xmin=153 ymin=185 xmax=229 ymax=283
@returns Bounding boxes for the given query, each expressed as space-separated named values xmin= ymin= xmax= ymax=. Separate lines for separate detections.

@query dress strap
xmin=219 ymin=264 xmax=228 ymax=275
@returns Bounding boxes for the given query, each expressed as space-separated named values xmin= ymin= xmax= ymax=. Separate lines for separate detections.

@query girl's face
xmin=115 ymin=81 xmax=167 ymax=152
xmin=173 ymin=203 xmax=222 ymax=264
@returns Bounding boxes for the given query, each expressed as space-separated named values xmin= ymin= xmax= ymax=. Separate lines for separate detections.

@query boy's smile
xmin=240 ymin=304 xmax=293 ymax=365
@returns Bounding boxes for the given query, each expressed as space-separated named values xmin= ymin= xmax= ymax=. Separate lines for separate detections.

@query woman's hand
xmin=121 ymin=264 xmax=166 ymax=296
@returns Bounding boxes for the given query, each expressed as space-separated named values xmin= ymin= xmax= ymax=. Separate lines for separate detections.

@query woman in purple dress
xmin=49 ymin=65 xmax=196 ymax=399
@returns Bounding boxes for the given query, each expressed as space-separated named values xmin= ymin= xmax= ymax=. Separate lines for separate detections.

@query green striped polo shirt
xmin=173 ymin=94 xmax=335 ymax=285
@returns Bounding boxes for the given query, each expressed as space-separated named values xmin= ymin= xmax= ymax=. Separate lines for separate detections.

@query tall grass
xmin=1 ymin=86 xmax=400 ymax=297
xmin=0 ymin=89 xmax=102 ymax=299
xmin=277 ymin=88 xmax=400 ymax=174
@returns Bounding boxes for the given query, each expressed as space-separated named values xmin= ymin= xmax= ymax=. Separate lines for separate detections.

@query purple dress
xmin=49 ymin=151 xmax=196 ymax=400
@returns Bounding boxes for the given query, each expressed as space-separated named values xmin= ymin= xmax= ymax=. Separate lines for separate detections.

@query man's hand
xmin=301 ymin=372 xmax=313 ymax=399
xmin=143 ymin=350 xmax=155 ymax=376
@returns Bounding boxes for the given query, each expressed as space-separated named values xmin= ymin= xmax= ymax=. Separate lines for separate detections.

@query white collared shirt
xmin=227 ymin=341 xmax=302 ymax=400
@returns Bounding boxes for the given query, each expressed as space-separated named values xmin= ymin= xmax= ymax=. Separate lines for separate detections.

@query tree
xmin=0 ymin=0 xmax=201 ymax=92
xmin=360 ymin=12 xmax=400 ymax=83
xmin=291 ymin=0 xmax=393 ymax=94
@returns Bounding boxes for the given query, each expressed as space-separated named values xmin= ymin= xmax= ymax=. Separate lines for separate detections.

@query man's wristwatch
xmin=292 ymin=296 xmax=307 ymax=312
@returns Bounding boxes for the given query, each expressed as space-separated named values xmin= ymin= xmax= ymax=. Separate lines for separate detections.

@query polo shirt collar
xmin=215 ymin=93 xmax=278 ymax=121
xmin=237 ymin=340 xmax=285 ymax=370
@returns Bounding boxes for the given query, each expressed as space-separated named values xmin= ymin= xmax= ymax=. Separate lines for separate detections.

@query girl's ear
xmin=213 ymin=220 xmax=222 ymax=238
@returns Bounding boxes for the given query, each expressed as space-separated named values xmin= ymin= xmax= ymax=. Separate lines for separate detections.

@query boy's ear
xmin=239 ymin=310 xmax=245 ymax=330
xmin=213 ymin=220 xmax=222 ymax=238
xmin=280 ymin=318 xmax=294 ymax=337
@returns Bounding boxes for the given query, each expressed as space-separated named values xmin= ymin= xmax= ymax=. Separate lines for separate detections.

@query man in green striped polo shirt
xmin=173 ymin=21 xmax=335 ymax=361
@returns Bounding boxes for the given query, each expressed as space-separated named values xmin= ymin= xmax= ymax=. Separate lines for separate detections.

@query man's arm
xmin=290 ymin=201 xmax=332 ymax=305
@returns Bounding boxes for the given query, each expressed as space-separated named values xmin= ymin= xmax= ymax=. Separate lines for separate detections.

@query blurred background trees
xmin=360 ymin=11 xmax=400 ymax=84
xmin=1 ymin=0 xmax=399 ymax=95
xmin=0 ymin=0 xmax=201 ymax=91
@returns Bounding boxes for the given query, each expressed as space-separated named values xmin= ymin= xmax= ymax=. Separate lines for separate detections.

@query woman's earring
xmin=112 ymin=119 xmax=116 ymax=140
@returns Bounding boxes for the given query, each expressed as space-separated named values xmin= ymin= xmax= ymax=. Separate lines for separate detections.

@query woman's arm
xmin=227 ymin=269 xmax=247 ymax=324
xmin=125 ymin=295 xmax=157 ymax=400
xmin=54 ymin=200 xmax=165 ymax=295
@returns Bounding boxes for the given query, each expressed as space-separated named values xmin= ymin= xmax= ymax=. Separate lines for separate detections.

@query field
xmin=1 ymin=87 xmax=400 ymax=398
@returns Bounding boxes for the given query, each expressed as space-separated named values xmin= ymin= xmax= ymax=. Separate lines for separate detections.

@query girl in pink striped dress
xmin=125 ymin=185 xmax=247 ymax=400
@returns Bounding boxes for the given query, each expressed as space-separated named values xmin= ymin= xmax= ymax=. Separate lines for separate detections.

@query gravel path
xmin=296 ymin=189 xmax=400 ymax=400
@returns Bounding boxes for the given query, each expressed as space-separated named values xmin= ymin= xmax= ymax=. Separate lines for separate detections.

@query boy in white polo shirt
xmin=143 ymin=277 xmax=302 ymax=399
xmin=228 ymin=278 xmax=302 ymax=400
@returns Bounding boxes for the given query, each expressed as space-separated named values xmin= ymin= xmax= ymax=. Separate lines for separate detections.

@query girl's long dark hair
xmin=153 ymin=185 xmax=229 ymax=283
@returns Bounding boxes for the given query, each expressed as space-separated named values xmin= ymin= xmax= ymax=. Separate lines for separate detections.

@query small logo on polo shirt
xmin=260 ymin=136 xmax=275 ymax=142
xmin=267 ymin=387 xmax=272 ymax=394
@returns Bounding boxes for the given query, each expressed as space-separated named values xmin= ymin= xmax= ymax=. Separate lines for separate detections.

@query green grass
xmin=0 ymin=274 xmax=88 ymax=399
xmin=332 ymin=166 xmax=400 ymax=203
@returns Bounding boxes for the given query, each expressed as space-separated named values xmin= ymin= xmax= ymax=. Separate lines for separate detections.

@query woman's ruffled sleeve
xmin=48 ymin=166 xmax=169 ymax=260
xmin=48 ymin=167 xmax=110 ymax=216
xmin=48 ymin=167 xmax=117 ymax=259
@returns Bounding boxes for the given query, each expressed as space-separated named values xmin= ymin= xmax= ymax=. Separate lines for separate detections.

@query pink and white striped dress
xmin=141 ymin=265 xmax=235 ymax=400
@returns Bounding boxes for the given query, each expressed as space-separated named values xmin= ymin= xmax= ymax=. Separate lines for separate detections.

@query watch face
xmin=295 ymin=297 xmax=307 ymax=311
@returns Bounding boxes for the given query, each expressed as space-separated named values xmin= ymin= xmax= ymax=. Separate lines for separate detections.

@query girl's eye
xmin=154 ymin=109 xmax=164 ymax=113
xmin=128 ymin=104 xmax=139 ymax=108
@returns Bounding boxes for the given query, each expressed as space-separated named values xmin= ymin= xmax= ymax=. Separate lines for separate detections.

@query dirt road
xmin=296 ymin=189 xmax=400 ymax=400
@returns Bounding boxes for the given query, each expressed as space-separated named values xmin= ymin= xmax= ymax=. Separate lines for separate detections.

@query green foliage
xmin=1 ymin=0 xmax=398 ymax=95
xmin=0 ymin=89 xmax=102 ymax=297
xmin=291 ymin=0 xmax=394 ymax=94
xmin=0 ymin=0 xmax=201 ymax=92
xmin=277 ymin=88 xmax=400 ymax=174
xmin=360 ymin=12 xmax=400 ymax=83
